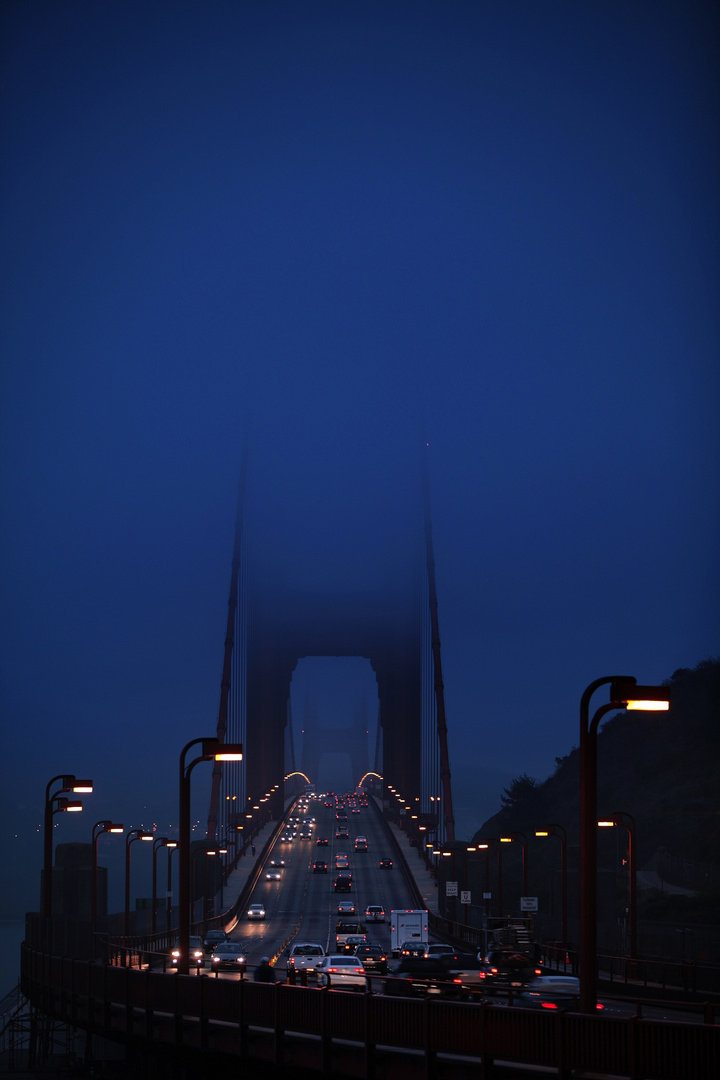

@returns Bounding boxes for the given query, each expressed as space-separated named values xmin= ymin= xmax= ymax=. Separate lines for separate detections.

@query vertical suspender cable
xmin=422 ymin=445 xmax=455 ymax=842
xmin=207 ymin=454 xmax=247 ymax=844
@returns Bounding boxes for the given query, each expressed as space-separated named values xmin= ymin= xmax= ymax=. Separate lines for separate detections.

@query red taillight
xmin=596 ymin=1003 xmax=604 ymax=1010
xmin=490 ymin=967 xmax=498 ymax=975
xmin=541 ymin=1001 xmax=558 ymax=1009
xmin=327 ymin=967 xmax=338 ymax=974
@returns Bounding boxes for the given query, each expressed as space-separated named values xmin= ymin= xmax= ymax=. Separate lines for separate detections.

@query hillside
xmin=471 ymin=658 xmax=720 ymax=930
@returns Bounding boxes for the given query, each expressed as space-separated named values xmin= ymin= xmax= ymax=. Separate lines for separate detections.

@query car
xmin=171 ymin=935 xmax=205 ymax=967
xmin=334 ymin=871 xmax=352 ymax=893
xmin=354 ymin=836 xmax=368 ymax=851
xmin=312 ymin=859 xmax=328 ymax=873
xmin=384 ymin=956 xmax=462 ymax=999
xmin=315 ymin=954 xmax=368 ymax=991
xmin=246 ymin=903 xmax=266 ymax=921
xmin=426 ymin=943 xmax=458 ymax=961
xmin=203 ymin=929 xmax=228 ymax=953
xmin=335 ymin=828 xmax=349 ymax=839
xmin=353 ymin=944 xmax=388 ymax=974
xmin=379 ymin=857 xmax=393 ymax=869
xmin=400 ymin=940 xmax=429 ymax=958
xmin=342 ymin=934 xmax=367 ymax=954
xmin=517 ymin=975 xmax=604 ymax=1011
xmin=316 ymin=837 xmax=329 ymax=846
xmin=265 ymin=869 xmax=281 ymax=880
xmin=482 ymin=950 xmax=542 ymax=995
xmin=280 ymin=835 xmax=293 ymax=843
xmin=365 ymin=905 xmax=385 ymax=923
xmin=351 ymin=807 xmax=360 ymax=813
xmin=286 ymin=942 xmax=325 ymax=977
xmin=269 ymin=858 xmax=285 ymax=867
xmin=335 ymin=853 xmax=349 ymax=868
xmin=337 ymin=900 xmax=356 ymax=916
xmin=211 ymin=941 xmax=247 ymax=972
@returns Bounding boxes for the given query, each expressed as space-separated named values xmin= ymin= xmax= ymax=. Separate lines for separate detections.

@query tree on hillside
xmin=500 ymin=773 xmax=538 ymax=809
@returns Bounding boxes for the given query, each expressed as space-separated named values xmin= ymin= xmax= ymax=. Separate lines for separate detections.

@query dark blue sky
xmin=1 ymin=1 xmax=718 ymax=910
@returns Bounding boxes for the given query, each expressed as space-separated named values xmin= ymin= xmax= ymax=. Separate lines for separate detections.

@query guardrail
xmin=21 ymin=943 xmax=720 ymax=1080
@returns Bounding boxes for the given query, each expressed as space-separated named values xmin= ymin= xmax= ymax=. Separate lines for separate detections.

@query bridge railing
xmin=20 ymin=942 xmax=720 ymax=1080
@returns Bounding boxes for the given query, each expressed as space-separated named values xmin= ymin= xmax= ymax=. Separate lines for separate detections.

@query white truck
xmin=390 ymin=909 xmax=429 ymax=956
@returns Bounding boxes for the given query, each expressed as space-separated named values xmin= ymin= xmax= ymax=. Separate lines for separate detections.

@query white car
xmin=287 ymin=942 xmax=325 ymax=975
xmin=365 ymin=905 xmax=385 ymax=922
xmin=315 ymin=954 xmax=368 ymax=991
xmin=247 ymin=902 xmax=266 ymax=920
xmin=265 ymin=869 xmax=281 ymax=880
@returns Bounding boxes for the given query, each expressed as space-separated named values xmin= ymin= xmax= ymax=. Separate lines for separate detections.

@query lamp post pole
xmin=43 ymin=775 xmax=93 ymax=918
xmin=179 ymin=738 xmax=242 ymax=975
xmin=579 ymin=676 xmax=670 ymax=1013
xmin=152 ymin=838 xmax=176 ymax=935
xmin=92 ymin=820 xmax=124 ymax=925
xmin=536 ymin=824 xmax=567 ymax=951
xmin=167 ymin=843 xmax=178 ymax=932
xmin=598 ymin=812 xmax=637 ymax=962
xmin=501 ymin=831 xmax=528 ymax=900
xmin=477 ymin=839 xmax=502 ymax=919
xmin=124 ymin=829 xmax=153 ymax=936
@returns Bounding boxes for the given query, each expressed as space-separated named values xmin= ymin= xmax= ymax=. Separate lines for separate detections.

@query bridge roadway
xmin=20 ymin=793 xmax=720 ymax=1079
xmin=217 ymin=793 xmax=441 ymax=975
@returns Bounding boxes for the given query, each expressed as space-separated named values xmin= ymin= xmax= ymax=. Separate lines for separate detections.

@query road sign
xmin=520 ymin=896 xmax=538 ymax=912
xmin=446 ymin=881 xmax=458 ymax=897
xmin=460 ymin=890 xmax=471 ymax=904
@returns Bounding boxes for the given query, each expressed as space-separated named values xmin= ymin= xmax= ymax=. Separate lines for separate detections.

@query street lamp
xmin=178 ymin=738 xmax=242 ymax=974
xmin=167 ymin=842 xmax=179 ymax=932
xmin=500 ymin=831 xmax=528 ymax=900
xmin=598 ymin=811 xmax=637 ymax=962
xmin=43 ymin=774 xmax=93 ymax=918
xmin=476 ymin=839 xmax=503 ymax=919
xmin=535 ymin=824 xmax=567 ymax=951
xmin=91 ymin=820 xmax=124 ymax=924
xmin=579 ymin=676 xmax=669 ymax=1013
xmin=152 ymin=837 xmax=177 ymax=934
xmin=124 ymin=829 xmax=153 ymax=936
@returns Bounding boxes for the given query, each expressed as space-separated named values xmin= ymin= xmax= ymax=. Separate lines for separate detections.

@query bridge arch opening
xmin=288 ymin=656 xmax=379 ymax=794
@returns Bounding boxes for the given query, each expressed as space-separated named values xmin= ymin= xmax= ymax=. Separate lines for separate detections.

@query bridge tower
xmin=206 ymin=448 xmax=455 ymax=853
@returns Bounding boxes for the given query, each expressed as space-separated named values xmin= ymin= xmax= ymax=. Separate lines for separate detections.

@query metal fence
xmin=21 ymin=943 xmax=720 ymax=1080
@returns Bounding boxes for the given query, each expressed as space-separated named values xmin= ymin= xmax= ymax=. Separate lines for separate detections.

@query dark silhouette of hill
xmin=471 ymin=658 xmax=720 ymax=938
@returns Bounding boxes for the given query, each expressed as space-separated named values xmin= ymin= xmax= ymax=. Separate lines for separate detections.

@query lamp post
xmin=476 ymin=839 xmax=503 ymax=919
xmin=91 ymin=820 xmax=124 ymax=925
xmin=579 ymin=676 xmax=669 ymax=1013
xmin=598 ymin=811 xmax=637 ymax=962
xmin=152 ymin=838 xmax=177 ymax=935
xmin=167 ymin=842 xmax=179 ymax=932
xmin=124 ymin=829 xmax=153 ymax=936
xmin=535 ymin=824 xmax=567 ymax=951
xmin=43 ymin=775 xmax=93 ymax=918
xmin=178 ymin=738 xmax=243 ymax=974
xmin=500 ymin=831 xmax=528 ymax=901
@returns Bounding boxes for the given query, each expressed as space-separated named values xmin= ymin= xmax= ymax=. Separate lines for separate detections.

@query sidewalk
xmin=384 ymin=817 xmax=441 ymax=916
xmin=223 ymin=819 xmax=279 ymax=910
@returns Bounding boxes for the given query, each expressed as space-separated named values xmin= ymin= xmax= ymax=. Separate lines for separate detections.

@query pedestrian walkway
xmin=384 ymin=817 xmax=441 ymax=916
xmin=222 ymin=819 xmax=279 ymax=909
